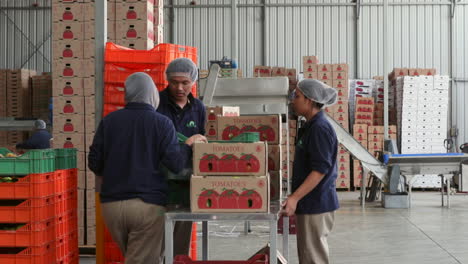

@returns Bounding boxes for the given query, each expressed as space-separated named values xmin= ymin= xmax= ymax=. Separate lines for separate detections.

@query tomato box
xmin=267 ymin=145 xmax=282 ymax=172
xmin=205 ymin=121 xmax=218 ymax=139
xmin=303 ymin=56 xmax=319 ymax=65
xmin=193 ymin=142 xmax=268 ymax=176
xmin=217 ymin=115 xmax=282 ymax=144
xmin=269 ymin=171 xmax=282 ymax=201
xmin=190 ymin=175 xmax=269 ymax=213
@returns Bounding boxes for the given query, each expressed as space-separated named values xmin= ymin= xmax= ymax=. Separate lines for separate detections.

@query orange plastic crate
xmin=57 ymin=247 xmax=78 ymax=264
xmin=104 ymin=84 xmax=125 ymax=105
xmin=0 ymin=172 xmax=55 ymax=199
xmin=55 ymin=231 xmax=78 ymax=264
xmin=103 ymin=104 xmax=125 ymax=117
xmin=105 ymin=242 xmax=124 ymax=262
xmin=0 ymin=197 xmax=55 ymax=223
xmin=0 ymin=242 xmax=55 ymax=264
xmin=105 ymin=42 xmax=197 ymax=68
xmin=0 ymin=219 xmax=54 ymax=247
xmin=55 ymin=210 xmax=77 ymax=238
xmin=54 ymin=170 xmax=66 ymax=194
xmin=55 ymin=189 xmax=77 ymax=215
xmin=64 ymin=169 xmax=77 ymax=191
xmin=104 ymin=64 xmax=166 ymax=86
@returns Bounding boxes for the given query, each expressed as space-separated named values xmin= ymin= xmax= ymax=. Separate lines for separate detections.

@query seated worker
xmin=16 ymin=120 xmax=52 ymax=149
xmin=88 ymin=72 xmax=205 ymax=264
xmin=282 ymin=79 xmax=339 ymax=264
xmin=157 ymin=58 xmax=207 ymax=257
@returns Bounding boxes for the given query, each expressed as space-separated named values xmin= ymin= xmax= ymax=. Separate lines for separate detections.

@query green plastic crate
xmin=54 ymin=148 xmax=78 ymax=170
xmin=0 ymin=148 xmax=56 ymax=176
xmin=208 ymin=132 xmax=260 ymax=143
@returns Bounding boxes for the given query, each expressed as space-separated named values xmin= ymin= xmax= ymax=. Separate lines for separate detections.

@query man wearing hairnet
xmin=88 ymin=73 xmax=203 ymax=264
xmin=282 ymin=79 xmax=339 ymax=264
xmin=157 ymin=58 xmax=207 ymax=257
xmin=16 ymin=120 xmax=51 ymax=149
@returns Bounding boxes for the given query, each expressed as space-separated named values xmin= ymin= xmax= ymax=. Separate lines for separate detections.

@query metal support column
xmin=383 ymin=0 xmax=389 ymax=140
xmin=355 ymin=0 xmax=361 ymax=79
xmin=231 ymin=0 xmax=238 ymax=63
xmin=95 ymin=1 xmax=107 ymax=264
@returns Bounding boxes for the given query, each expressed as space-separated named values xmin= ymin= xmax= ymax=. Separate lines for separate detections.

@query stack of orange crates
xmin=0 ymin=167 xmax=78 ymax=263
xmin=101 ymin=42 xmax=198 ymax=263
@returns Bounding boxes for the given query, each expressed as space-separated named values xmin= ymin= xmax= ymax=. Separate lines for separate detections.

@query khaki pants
xmin=173 ymin=221 xmax=193 ymax=256
xmin=101 ymin=198 xmax=166 ymax=264
xmin=296 ymin=212 xmax=335 ymax=264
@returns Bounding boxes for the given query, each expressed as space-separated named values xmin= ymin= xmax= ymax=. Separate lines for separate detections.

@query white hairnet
xmin=125 ymin=72 xmax=160 ymax=109
xmin=35 ymin=120 xmax=46 ymax=129
xmin=165 ymin=58 xmax=198 ymax=82
xmin=297 ymin=79 xmax=338 ymax=107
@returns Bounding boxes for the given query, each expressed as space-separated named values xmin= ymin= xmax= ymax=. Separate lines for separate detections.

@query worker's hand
xmin=185 ymin=134 xmax=208 ymax=146
xmin=281 ymin=195 xmax=298 ymax=217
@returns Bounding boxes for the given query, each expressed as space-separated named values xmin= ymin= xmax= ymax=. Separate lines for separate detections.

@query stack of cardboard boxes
xmin=302 ymin=56 xmax=319 ymax=79
xmin=52 ymin=0 xmax=97 ymax=246
xmin=0 ymin=70 xmax=6 ymax=145
xmin=6 ymin=69 xmax=37 ymax=145
xmin=31 ymin=73 xmax=53 ymax=122
xmin=354 ymin=97 xmax=374 ymax=126
xmin=352 ymin=125 xmax=397 ymax=187
xmin=253 ymin=66 xmax=272 ymax=77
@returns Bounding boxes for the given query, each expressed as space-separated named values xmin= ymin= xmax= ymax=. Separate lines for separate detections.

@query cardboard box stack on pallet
xmin=6 ymin=69 xmax=37 ymax=145
xmin=352 ymin=125 xmax=396 ymax=188
xmin=192 ymin=114 xmax=285 ymax=212
xmin=372 ymin=77 xmax=384 ymax=126
xmin=52 ymin=0 xmax=97 ymax=246
xmin=31 ymin=73 xmax=53 ymax=122
xmin=0 ymin=70 xmax=7 ymax=146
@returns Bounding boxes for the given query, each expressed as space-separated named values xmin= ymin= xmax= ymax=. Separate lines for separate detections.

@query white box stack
xmin=397 ymin=75 xmax=449 ymax=188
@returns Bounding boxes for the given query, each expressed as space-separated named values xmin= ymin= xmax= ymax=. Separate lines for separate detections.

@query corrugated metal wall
xmin=0 ymin=0 xmax=52 ymax=73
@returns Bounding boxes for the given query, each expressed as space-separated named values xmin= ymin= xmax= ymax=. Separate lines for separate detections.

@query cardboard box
xmin=286 ymin=69 xmax=297 ymax=81
xmin=54 ymin=96 xmax=85 ymax=115
xmin=353 ymin=124 xmax=368 ymax=134
xmin=338 ymin=153 xmax=350 ymax=164
xmin=192 ymin=142 xmax=268 ymax=176
xmin=78 ymin=227 xmax=85 ymax=245
xmin=332 ymin=64 xmax=349 ymax=72
xmin=303 ymin=56 xmax=319 ymax=65
xmin=86 ymin=170 xmax=96 ymax=189
xmin=393 ymin=68 xmax=409 ymax=78
xmin=318 ymin=72 xmax=332 ymax=81
xmin=116 ymin=1 xmax=154 ymax=21
xmin=271 ymin=67 xmax=287 ymax=76
xmin=268 ymin=145 xmax=282 ymax=172
xmin=85 ymin=114 xmax=96 ymax=133
xmin=303 ymin=64 xmax=318 ymax=74
xmin=52 ymin=21 xmax=95 ymax=41
xmin=78 ymin=170 xmax=86 ymax=189
xmin=53 ymin=77 xmax=86 ymax=97
xmin=53 ymin=40 xmax=84 ymax=60
xmin=205 ymin=121 xmax=217 ymax=139
xmin=86 ymin=189 xmax=96 ymax=209
xmin=115 ymin=38 xmax=154 ymax=50
xmin=336 ymin=178 xmax=350 ymax=189
xmin=190 ymin=175 xmax=269 ymax=213
xmin=53 ymin=59 xmax=95 ymax=78
xmin=269 ymin=171 xmax=282 ymax=201
xmin=53 ymin=115 xmax=85 ymax=134
xmin=87 ymin=226 xmax=96 ymax=245
xmin=217 ymin=115 xmax=282 ymax=144
xmin=253 ymin=66 xmax=272 ymax=77
xmin=336 ymin=118 xmax=349 ymax=131
xmin=53 ymin=133 xmax=85 ymax=151
xmin=116 ymin=20 xmax=154 ymax=40
xmin=289 ymin=120 xmax=297 ymax=129
xmin=318 ymin=64 xmax=332 ymax=73
xmin=86 ymin=208 xmax=96 ymax=227
xmin=355 ymin=104 xmax=374 ymax=113
xmin=356 ymin=97 xmax=374 ymax=106
xmin=369 ymin=134 xmax=385 ymax=143
xmin=52 ymin=3 xmax=86 ymax=22
xmin=368 ymin=141 xmax=384 ymax=152
xmin=332 ymin=79 xmax=349 ymax=89
xmin=85 ymin=132 xmax=95 ymax=151
xmin=304 ymin=72 xmax=318 ymax=79
xmin=332 ymin=72 xmax=348 ymax=81
xmin=408 ymin=68 xmax=422 ymax=76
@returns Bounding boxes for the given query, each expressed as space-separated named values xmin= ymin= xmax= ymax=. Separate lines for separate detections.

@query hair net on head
xmin=165 ymin=58 xmax=198 ymax=82
xmin=125 ymin=72 xmax=160 ymax=109
xmin=34 ymin=120 xmax=46 ymax=130
xmin=297 ymin=79 xmax=338 ymax=107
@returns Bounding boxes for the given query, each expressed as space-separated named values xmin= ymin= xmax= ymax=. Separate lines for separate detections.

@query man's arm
xmin=88 ymin=121 xmax=105 ymax=176
xmin=282 ymin=170 xmax=325 ymax=216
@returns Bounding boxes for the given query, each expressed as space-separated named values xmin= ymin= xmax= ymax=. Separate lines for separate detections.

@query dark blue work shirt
xmin=292 ymin=111 xmax=339 ymax=214
xmin=16 ymin=129 xmax=51 ymax=149
xmin=88 ymin=102 xmax=191 ymax=206
xmin=157 ymin=89 xmax=206 ymax=137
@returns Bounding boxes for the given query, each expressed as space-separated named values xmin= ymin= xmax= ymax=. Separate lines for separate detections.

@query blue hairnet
xmin=125 ymin=72 xmax=160 ymax=109
xmin=297 ymin=79 xmax=338 ymax=107
xmin=35 ymin=120 xmax=46 ymax=129
xmin=165 ymin=58 xmax=198 ymax=82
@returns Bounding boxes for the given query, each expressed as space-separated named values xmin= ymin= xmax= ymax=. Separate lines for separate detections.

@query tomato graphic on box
xmin=63 ymin=103 xmax=74 ymax=113
xmin=238 ymin=154 xmax=260 ymax=173
xmin=208 ymin=112 xmax=216 ymax=121
xmin=239 ymin=189 xmax=262 ymax=209
xmin=63 ymin=122 xmax=74 ymax=132
xmin=240 ymin=125 xmax=257 ymax=134
xmin=197 ymin=189 xmax=219 ymax=209
xmin=219 ymin=154 xmax=239 ymax=172
xmin=208 ymin=127 xmax=217 ymax=137
xmin=199 ymin=154 xmax=219 ymax=172
xmin=222 ymin=125 xmax=240 ymax=140
xmin=258 ymin=126 xmax=275 ymax=141
xmin=219 ymin=189 xmax=240 ymax=209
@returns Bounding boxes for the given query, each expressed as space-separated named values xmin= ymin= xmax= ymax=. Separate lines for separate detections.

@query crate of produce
xmin=174 ymin=254 xmax=268 ymax=264
xmin=55 ymin=210 xmax=77 ymax=238
xmin=0 ymin=242 xmax=55 ymax=264
xmin=54 ymin=149 xmax=77 ymax=170
xmin=0 ymin=172 xmax=55 ymax=199
xmin=0 ymin=148 xmax=55 ymax=176
xmin=0 ymin=197 xmax=55 ymax=223
xmin=0 ymin=219 xmax=55 ymax=247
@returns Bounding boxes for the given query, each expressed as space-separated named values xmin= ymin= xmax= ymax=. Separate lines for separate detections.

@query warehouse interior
xmin=1 ymin=0 xmax=468 ymax=263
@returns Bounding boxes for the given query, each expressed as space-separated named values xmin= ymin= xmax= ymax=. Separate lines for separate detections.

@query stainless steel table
xmin=165 ymin=202 xmax=289 ymax=264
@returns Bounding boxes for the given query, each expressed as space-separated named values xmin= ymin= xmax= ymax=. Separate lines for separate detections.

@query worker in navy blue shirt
xmin=282 ymin=79 xmax=339 ymax=264
xmin=157 ymin=58 xmax=207 ymax=257
xmin=88 ymin=73 xmax=206 ymax=264
xmin=16 ymin=120 xmax=51 ymax=149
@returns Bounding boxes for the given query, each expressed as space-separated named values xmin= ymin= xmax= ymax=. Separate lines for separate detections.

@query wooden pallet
xmin=79 ymin=245 xmax=96 ymax=256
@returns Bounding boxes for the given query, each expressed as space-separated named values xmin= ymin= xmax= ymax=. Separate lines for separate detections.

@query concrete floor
xmin=80 ymin=191 xmax=468 ymax=263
